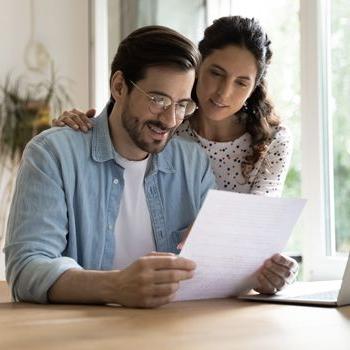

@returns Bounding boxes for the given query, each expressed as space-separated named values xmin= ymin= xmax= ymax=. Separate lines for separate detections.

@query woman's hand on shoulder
xmin=52 ymin=108 xmax=96 ymax=133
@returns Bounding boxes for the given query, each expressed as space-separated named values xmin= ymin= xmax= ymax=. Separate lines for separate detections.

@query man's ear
xmin=110 ymin=71 xmax=128 ymax=102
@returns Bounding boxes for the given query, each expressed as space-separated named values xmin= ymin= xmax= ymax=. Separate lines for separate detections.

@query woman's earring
xmin=242 ymin=102 xmax=248 ymax=112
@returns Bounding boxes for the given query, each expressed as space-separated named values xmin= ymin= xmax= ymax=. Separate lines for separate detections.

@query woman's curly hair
xmin=197 ymin=16 xmax=280 ymax=177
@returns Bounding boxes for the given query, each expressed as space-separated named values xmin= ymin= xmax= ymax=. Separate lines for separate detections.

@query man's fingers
xmin=138 ymin=255 xmax=196 ymax=271
xmin=141 ymin=295 xmax=174 ymax=308
xmin=146 ymin=251 xmax=176 ymax=257
xmin=152 ymin=283 xmax=179 ymax=297
xmin=153 ymin=269 xmax=194 ymax=283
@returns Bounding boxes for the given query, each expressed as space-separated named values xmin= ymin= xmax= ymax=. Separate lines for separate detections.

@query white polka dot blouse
xmin=175 ymin=120 xmax=292 ymax=197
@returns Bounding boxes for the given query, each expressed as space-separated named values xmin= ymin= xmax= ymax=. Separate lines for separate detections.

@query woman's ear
xmin=110 ymin=71 xmax=128 ymax=102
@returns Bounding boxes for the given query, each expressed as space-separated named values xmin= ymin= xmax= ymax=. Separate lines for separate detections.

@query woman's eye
xmin=236 ymin=80 xmax=248 ymax=87
xmin=210 ymin=70 xmax=222 ymax=77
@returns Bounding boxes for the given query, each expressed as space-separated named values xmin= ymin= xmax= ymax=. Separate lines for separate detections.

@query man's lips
xmin=146 ymin=122 xmax=171 ymax=140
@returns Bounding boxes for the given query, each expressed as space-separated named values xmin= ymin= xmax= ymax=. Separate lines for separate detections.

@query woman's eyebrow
xmin=210 ymin=64 xmax=253 ymax=81
xmin=210 ymin=64 xmax=226 ymax=72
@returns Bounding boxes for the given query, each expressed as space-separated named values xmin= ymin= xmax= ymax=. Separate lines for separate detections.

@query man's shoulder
xmin=158 ymin=137 xmax=209 ymax=173
xmin=30 ymin=126 xmax=91 ymax=151
xmin=166 ymin=136 xmax=205 ymax=158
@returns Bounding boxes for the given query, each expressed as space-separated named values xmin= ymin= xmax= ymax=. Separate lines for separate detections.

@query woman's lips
xmin=210 ymin=98 xmax=229 ymax=108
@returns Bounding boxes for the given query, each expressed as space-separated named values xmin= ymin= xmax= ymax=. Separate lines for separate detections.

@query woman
xmin=53 ymin=16 xmax=297 ymax=293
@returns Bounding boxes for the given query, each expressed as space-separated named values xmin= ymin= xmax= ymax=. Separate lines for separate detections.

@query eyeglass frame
xmin=128 ymin=80 xmax=197 ymax=120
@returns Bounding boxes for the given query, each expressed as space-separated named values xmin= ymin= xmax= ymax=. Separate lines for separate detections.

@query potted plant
xmin=0 ymin=63 xmax=72 ymax=241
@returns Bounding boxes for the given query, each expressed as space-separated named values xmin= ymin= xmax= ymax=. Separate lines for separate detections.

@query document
xmin=175 ymin=189 xmax=306 ymax=301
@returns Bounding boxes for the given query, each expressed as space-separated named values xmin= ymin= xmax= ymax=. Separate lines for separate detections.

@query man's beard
xmin=121 ymin=107 xmax=177 ymax=154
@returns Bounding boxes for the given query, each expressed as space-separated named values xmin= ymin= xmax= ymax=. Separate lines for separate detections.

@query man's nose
xmin=159 ymin=104 xmax=178 ymax=129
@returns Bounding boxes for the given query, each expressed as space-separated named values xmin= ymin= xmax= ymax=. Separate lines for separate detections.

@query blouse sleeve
xmin=250 ymin=126 xmax=293 ymax=197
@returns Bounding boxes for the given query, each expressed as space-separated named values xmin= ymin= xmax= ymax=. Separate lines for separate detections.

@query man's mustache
xmin=145 ymin=120 xmax=173 ymax=132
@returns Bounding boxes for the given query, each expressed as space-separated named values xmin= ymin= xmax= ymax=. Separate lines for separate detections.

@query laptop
xmin=238 ymin=253 xmax=350 ymax=307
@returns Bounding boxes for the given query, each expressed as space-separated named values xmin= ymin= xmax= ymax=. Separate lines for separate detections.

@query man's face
xmin=111 ymin=66 xmax=195 ymax=160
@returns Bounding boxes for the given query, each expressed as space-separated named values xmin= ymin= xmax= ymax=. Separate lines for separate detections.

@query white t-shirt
xmin=112 ymin=152 xmax=155 ymax=269
xmin=175 ymin=120 xmax=292 ymax=197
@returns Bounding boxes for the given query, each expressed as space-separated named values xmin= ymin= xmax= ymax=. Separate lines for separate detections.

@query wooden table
xmin=0 ymin=281 xmax=349 ymax=350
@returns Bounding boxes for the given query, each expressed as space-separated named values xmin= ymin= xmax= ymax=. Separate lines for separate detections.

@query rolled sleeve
xmin=4 ymin=138 xmax=81 ymax=303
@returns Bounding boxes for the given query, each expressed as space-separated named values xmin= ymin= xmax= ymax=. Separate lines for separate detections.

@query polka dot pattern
xmin=175 ymin=120 xmax=292 ymax=197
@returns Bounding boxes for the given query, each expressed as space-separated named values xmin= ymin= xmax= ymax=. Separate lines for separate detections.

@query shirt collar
xmin=91 ymin=103 xmax=175 ymax=174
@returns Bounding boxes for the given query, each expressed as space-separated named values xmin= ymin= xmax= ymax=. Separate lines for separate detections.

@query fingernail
xmin=82 ymin=127 xmax=88 ymax=132
xmin=73 ymin=124 xmax=79 ymax=129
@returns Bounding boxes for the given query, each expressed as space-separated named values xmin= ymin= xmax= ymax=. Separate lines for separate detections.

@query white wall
xmin=0 ymin=0 xmax=91 ymax=279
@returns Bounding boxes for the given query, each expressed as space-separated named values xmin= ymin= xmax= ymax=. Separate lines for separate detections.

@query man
xmin=5 ymin=26 xmax=215 ymax=307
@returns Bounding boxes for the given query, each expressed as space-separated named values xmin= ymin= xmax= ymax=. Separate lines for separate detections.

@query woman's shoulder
xmin=175 ymin=120 xmax=198 ymax=140
xmin=270 ymin=124 xmax=292 ymax=144
xmin=176 ymin=120 xmax=192 ymax=133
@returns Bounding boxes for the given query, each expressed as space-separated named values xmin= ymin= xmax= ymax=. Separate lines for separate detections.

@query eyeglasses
xmin=129 ymin=80 xmax=197 ymax=120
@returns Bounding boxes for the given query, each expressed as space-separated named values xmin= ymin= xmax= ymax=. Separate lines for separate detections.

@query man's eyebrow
xmin=210 ymin=64 xmax=253 ymax=81
xmin=148 ymin=90 xmax=192 ymax=102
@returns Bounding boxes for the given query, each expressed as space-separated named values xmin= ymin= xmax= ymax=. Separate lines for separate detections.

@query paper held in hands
xmin=175 ymin=189 xmax=306 ymax=302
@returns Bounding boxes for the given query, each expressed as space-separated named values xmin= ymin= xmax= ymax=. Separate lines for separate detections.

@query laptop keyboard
xmin=291 ymin=290 xmax=338 ymax=301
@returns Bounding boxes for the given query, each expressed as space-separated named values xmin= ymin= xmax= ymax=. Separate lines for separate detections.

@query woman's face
xmin=196 ymin=45 xmax=258 ymax=122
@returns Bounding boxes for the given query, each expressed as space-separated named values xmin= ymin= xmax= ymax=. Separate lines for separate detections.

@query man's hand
xmin=110 ymin=254 xmax=196 ymax=308
xmin=254 ymin=253 xmax=298 ymax=295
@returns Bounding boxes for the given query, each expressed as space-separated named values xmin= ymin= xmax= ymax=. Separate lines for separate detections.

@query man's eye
xmin=152 ymin=96 xmax=167 ymax=106
xmin=177 ymin=102 xmax=188 ymax=110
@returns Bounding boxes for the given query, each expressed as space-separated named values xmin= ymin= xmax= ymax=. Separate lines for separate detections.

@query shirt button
xmin=108 ymin=225 xmax=113 ymax=230
xmin=113 ymin=179 xmax=119 ymax=185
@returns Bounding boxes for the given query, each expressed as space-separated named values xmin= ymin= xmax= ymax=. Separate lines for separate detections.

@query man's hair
xmin=110 ymin=25 xmax=201 ymax=91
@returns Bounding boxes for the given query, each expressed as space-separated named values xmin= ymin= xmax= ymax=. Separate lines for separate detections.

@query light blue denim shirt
xmin=5 ymin=105 xmax=216 ymax=303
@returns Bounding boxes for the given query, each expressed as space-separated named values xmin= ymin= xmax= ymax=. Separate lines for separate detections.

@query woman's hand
xmin=52 ymin=108 xmax=96 ymax=133
xmin=254 ymin=253 xmax=299 ymax=294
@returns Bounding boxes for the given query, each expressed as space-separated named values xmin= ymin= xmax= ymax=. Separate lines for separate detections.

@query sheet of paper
xmin=175 ymin=189 xmax=306 ymax=301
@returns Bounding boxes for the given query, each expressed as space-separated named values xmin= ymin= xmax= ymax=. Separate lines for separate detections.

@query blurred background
xmin=0 ymin=0 xmax=349 ymax=281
